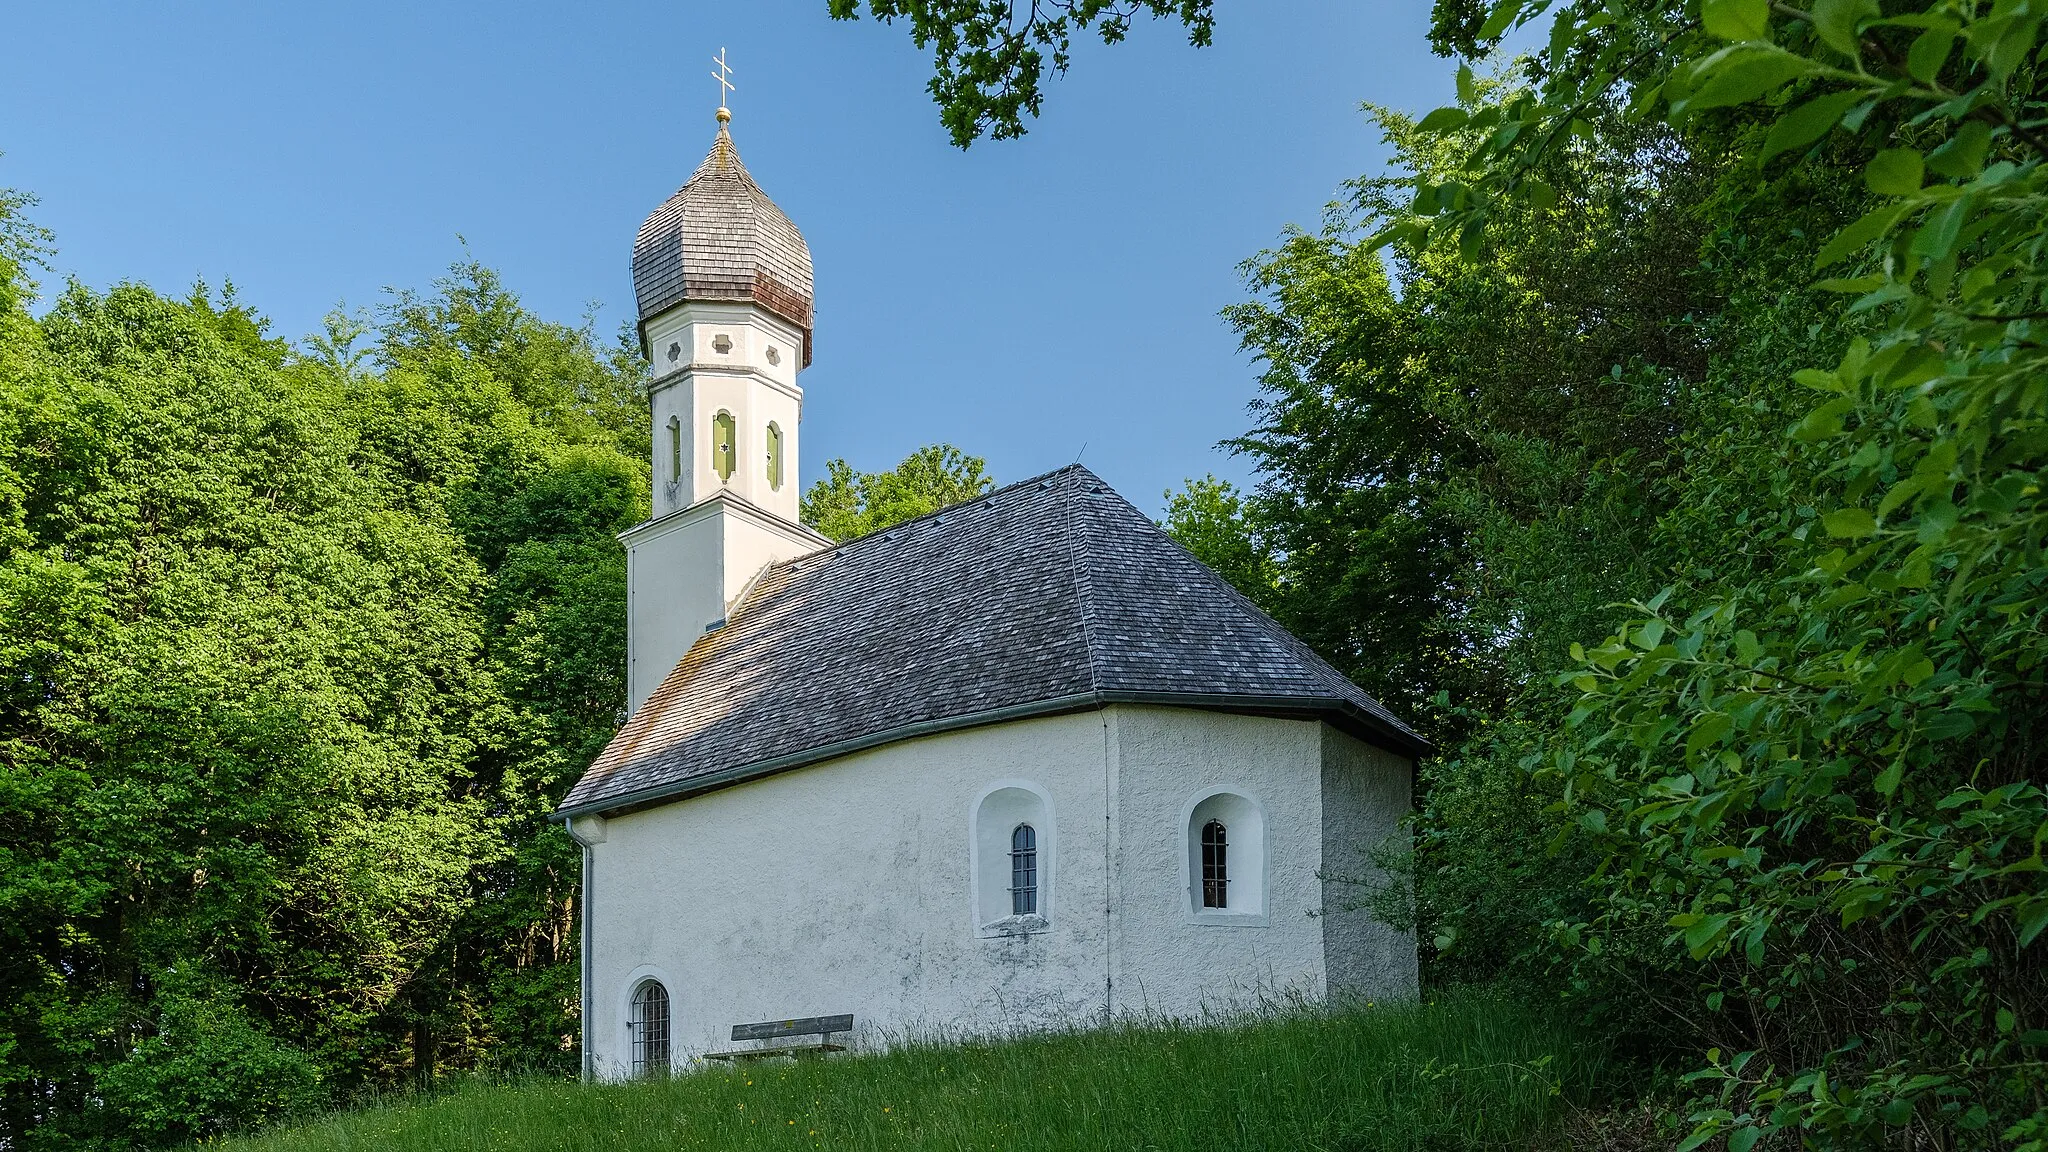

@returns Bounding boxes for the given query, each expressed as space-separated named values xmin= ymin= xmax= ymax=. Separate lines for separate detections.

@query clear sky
xmin=1 ymin=1 xmax=1464 ymax=511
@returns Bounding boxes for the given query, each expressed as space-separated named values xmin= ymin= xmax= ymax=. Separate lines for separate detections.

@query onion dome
xmin=632 ymin=112 xmax=814 ymax=366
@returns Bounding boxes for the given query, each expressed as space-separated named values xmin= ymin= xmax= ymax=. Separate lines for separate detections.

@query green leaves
xmin=1702 ymin=0 xmax=1770 ymax=42
xmin=1812 ymin=0 xmax=1881 ymax=57
xmin=1907 ymin=19 xmax=1960 ymax=81
xmin=1676 ymin=46 xmax=1820 ymax=113
xmin=1822 ymin=508 xmax=1878 ymax=538
xmin=1865 ymin=148 xmax=1925 ymax=195
xmin=1761 ymin=90 xmax=1868 ymax=160
xmin=1417 ymin=106 xmax=1471 ymax=132
xmin=1235 ymin=0 xmax=2048 ymax=1143
xmin=1816 ymin=202 xmax=1911 ymax=268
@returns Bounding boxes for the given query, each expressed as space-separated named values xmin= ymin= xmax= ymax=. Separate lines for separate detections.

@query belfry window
xmin=1201 ymin=820 xmax=1228 ymax=908
xmin=713 ymin=410 xmax=736 ymax=482
xmin=1010 ymin=823 xmax=1038 ymax=915
xmin=628 ymin=979 xmax=670 ymax=1077
xmin=666 ymin=415 xmax=682 ymax=484
xmin=766 ymin=422 xmax=784 ymax=490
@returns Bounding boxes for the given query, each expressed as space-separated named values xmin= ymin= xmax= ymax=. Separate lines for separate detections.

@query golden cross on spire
xmin=711 ymin=47 xmax=736 ymax=120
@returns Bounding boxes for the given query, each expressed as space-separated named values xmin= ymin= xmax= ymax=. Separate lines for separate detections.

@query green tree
xmin=801 ymin=444 xmax=994 ymax=541
xmin=826 ymin=0 xmax=1214 ymax=144
xmin=0 ymin=206 xmax=647 ymax=1145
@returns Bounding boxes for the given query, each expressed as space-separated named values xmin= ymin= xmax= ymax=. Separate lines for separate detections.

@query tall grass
xmin=220 ymin=994 xmax=1614 ymax=1152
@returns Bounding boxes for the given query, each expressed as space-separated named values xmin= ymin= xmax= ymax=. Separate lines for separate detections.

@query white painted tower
xmin=621 ymin=107 xmax=829 ymax=714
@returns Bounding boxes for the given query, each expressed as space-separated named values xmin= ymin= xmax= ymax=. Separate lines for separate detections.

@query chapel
xmin=556 ymin=106 xmax=1427 ymax=1080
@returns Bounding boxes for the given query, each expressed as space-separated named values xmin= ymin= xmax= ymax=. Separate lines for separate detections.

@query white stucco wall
xmin=619 ymin=497 xmax=826 ymax=714
xmin=643 ymin=301 xmax=804 ymax=524
xmin=1319 ymin=726 xmax=1419 ymax=1000
xmin=1108 ymin=708 xmax=1332 ymax=1017
xmin=585 ymin=712 xmax=1114 ymax=1079
xmin=580 ymin=706 xmax=1417 ymax=1078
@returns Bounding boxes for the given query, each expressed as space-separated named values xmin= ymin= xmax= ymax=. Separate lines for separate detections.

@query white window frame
xmin=970 ymin=779 xmax=1054 ymax=937
xmin=1181 ymin=787 xmax=1270 ymax=926
xmin=615 ymin=964 xmax=678 ymax=1079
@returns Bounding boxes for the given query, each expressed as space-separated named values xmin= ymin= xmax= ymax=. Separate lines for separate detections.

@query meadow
xmin=217 ymin=996 xmax=1619 ymax=1152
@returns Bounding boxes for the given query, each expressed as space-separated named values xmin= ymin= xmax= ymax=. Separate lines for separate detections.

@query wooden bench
xmin=700 ymin=1014 xmax=854 ymax=1061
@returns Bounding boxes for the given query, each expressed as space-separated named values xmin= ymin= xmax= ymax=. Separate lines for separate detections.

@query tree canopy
xmin=1149 ymin=0 xmax=2048 ymax=1146
xmin=801 ymin=443 xmax=995 ymax=541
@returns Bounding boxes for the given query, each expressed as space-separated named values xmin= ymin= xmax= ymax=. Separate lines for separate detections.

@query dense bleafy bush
xmin=220 ymin=997 xmax=1612 ymax=1152
xmin=0 ymin=215 xmax=647 ymax=1148
xmin=1167 ymin=0 xmax=2048 ymax=1146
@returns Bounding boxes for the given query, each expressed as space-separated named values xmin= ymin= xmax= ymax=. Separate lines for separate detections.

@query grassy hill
xmin=219 ymin=996 xmax=1623 ymax=1152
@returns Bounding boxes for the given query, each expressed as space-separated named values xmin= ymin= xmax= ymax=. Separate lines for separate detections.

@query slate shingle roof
xmin=632 ymin=118 xmax=814 ymax=365
xmin=558 ymin=465 xmax=1427 ymax=818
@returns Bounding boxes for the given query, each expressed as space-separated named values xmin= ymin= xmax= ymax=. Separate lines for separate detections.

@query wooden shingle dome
xmin=632 ymin=114 xmax=814 ymax=365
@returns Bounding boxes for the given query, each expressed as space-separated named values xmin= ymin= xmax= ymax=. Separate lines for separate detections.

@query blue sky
xmin=2 ymin=1 xmax=1465 ymax=511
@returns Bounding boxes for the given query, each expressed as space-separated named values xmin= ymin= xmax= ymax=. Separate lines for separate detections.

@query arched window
xmin=666 ymin=415 xmax=682 ymax=484
xmin=972 ymin=781 xmax=1053 ymax=934
xmin=1010 ymin=823 xmax=1038 ymax=915
xmin=765 ymin=422 xmax=784 ymax=491
xmin=712 ymin=411 xmax=736 ymax=482
xmin=1185 ymin=789 xmax=1266 ymax=921
xmin=1201 ymin=820 xmax=1228 ymax=908
xmin=628 ymin=979 xmax=670 ymax=1077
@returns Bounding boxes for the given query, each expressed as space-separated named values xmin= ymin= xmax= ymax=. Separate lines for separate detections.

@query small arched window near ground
xmin=1010 ymin=823 xmax=1038 ymax=915
xmin=765 ymin=422 xmax=784 ymax=490
xmin=972 ymin=781 xmax=1053 ymax=935
xmin=1201 ymin=820 xmax=1228 ymax=908
xmin=1185 ymin=789 xmax=1266 ymax=922
xmin=712 ymin=410 xmax=736 ymax=482
xmin=628 ymin=979 xmax=670 ymax=1077
xmin=666 ymin=415 xmax=683 ymax=484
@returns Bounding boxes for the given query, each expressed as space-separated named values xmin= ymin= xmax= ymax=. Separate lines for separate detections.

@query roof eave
xmin=553 ymin=690 xmax=1429 ymax=823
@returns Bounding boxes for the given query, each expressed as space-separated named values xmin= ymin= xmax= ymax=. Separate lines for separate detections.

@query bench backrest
xmin=731 ymin=1014 xmax=854 ymax=1042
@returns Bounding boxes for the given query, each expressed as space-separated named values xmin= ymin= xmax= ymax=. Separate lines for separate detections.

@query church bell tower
xmin=620 ymin=98 xmax=829 ymax=715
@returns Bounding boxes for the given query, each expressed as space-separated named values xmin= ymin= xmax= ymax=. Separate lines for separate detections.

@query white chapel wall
xmin=1319 ymin=727 xmax=1419 ymax=1000
xmin=1107 ymin=707 xmax=1333 ymax=1017
xmin=583 ymin=711 xmax=1116 ymax=1078
xmin=582 ymin=705 xmax=1417 ymax=1078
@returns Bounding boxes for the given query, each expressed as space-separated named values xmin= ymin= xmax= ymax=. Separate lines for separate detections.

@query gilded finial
xmin=711 ymin=47 xmax=736 ymax=123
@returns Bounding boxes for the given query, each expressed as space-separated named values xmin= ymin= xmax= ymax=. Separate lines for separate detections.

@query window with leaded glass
xmin=1201 ymin=820 xmax=1228 ymax=908
xmin=629 ymin=979 xmax=670 ymax=1077
xmin=1010 ymin=823 xmax=1038 ymax=915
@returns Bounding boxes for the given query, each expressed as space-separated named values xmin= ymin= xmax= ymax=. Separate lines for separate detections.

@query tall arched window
xmin=1201 ymin=820 xmax=1228 ymax=908
xmin=974 ymin=781 xmax=1052 ymax=934
xmin=1010 ymin=823 xmax=1038 ymax=915
xmin=1184 ymin=789 xmax=1265 ymax=921
xmin=765 ymin=422 xmax=784 ymax=490
xmin=628 ymin=979 xmax=670 ymax=1077
xmin=712 ymin=410 xmax=736 ymax=482
xmin=666 ymin=415 xmax=682 ymax=484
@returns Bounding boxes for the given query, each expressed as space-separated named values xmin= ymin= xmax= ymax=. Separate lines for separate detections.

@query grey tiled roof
xmin=559 ymin=465 xmax=1426 ymax=818
xmin=632 ymin=120 xmax=814 ymax=365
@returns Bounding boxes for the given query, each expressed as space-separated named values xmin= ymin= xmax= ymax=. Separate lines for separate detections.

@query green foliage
xmin=1356 ymin=0 xmax=2048 ymax=1145
xmin=800 ymin=444 xmax=994 ymax=541
xmin=93 ymin=969 xmax=326 ymax=1144
xmin=824 ymin=0 xmax=1214 ymax=145
xmin=0 ymin=184 xmax=54 ymax=316
xmin=1147 ymin=0 xmax=2048 ymax=1143
xmin=1159 ymin=476 xmax=1278 ymax=602
xmin=224 ymin=996 xmax=1615 ymax=1152
xmin=0 ymin=229 xmax=646 ymax=1147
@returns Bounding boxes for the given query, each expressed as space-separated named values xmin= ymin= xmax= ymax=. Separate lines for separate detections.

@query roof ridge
xmin=1057 ymin=474 xmax=1104 ymax=695
xmin=804 ymin=462 xmax=1100 ymax=554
